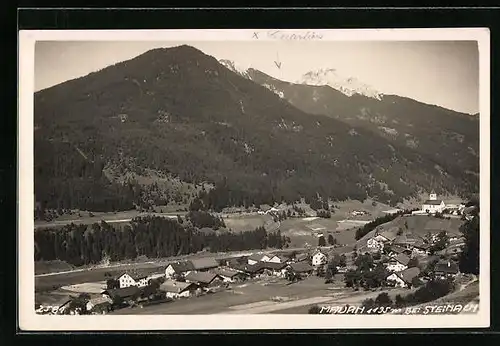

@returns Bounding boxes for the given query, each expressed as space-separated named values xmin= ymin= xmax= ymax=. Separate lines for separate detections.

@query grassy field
xmin=223 ymin=214 xmax=273 ymax=233
xmin=110 ymin=275 xmax=412 ymax=315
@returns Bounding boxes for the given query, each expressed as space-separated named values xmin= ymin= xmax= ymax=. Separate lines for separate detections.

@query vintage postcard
xmin=18 ymin=28 xmax=490 ymax=330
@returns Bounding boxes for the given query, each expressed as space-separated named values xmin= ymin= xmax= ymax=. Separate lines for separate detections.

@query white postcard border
xmin=18 ymin=28 xmax=490 ymax=330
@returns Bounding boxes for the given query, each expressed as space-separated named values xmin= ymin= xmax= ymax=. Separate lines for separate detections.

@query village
xmin=35 ymin=193 xmax=479 ymax=315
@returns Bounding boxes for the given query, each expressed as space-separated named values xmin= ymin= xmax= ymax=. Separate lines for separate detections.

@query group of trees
xmin=458 ymin=209 xmax=479 ymax=275
xmin=34 ymin=216 xmax=289 ymax=266
xmin=318 ymin=234 xmax=337 ymax=247
xmin=344 ymin=253 xmax=390 ymax=290
xmin=186 ymin=211 xmax=226 ymax=229
xmin=358 ymin=277 xmax=455 ymax=313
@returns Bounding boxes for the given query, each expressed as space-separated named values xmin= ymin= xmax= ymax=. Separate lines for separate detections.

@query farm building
xmin=165 ymin=261 xmax=195 ymax=279
xmin=267 ymin=254 xmax=290 ymax=264
xmin=393 ymin=232 xmax=423 ymax=249
xmin=86 ymin=296 xmax=113 ymax=314
xmin=433 ymin=259 xmax=460 ymax=279
xmin=311 ymin=250 xmax=328 ymax=266
xmin=287 ymin=262 xmax=314 ymax=276
xmin=159 ymin=280 xmax=199 ymax=299
xmin=185 ymin=271 xmax=223 ymax=288
xmin=116 ymin=273 xmax=137 ymax=289
xmin=213 ymin=268 xmax=248 ymax=282
xmin=101 ymin=286 xmax=141 ymax=305
xmin=261 ymin=262 xmax=288 ymax=277
xmin=190 ymin=257 xmax=219 ymax=272
xmin=247 ymin=253 xmax=271 ymax=265
xmin=374 ymin=227 xmax=399 ymax=243
xmin=386 ymin=253 xmax=410 ymax=272
xmin=386 ymin=267 xmax=421 ymax=288
xmin=387 ymin=245 xmax=411 ymax=258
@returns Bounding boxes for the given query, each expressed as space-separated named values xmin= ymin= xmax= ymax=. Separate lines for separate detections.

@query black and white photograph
xmin=18 ymin=28 xmax=490 ymax=330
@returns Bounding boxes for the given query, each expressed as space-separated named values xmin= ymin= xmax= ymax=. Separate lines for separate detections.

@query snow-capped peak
xmin=219 ymin=59 xmax=251 ymax=79
xmin=297 ymin=68 xmax=383 ymax=100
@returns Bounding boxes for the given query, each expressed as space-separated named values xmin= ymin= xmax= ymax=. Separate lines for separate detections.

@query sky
xmin=35 ymin=40 xmax=479 ymax=114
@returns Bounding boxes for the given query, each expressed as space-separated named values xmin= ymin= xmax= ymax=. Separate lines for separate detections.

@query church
xmin=421 ymin=192 xmax=446 ymax=214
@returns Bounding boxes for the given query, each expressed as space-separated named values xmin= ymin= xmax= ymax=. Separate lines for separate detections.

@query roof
xmin=434 ymin=260 xmax=459 ymax=274
xmin=248 ymin=253 xmax=266 ymax=261
xmin=238 ymin=262 xmax=267 ymax=274
xmin=190 ymin=257 xmax=219 ymax=270
xmin=394 ymin=232 xmax=421 ymax=245
xmin=159 ymin=280 xmax=198 ymax=293
xmin=397 ymin=267 xmax=421 ymax=283
xmin=167 ymin=261 xmax=195 ymax=273
xmin=102 ymin=286 xmax=140 ymax=299
xmin=88 ymin=296 xmax=112 ymax=306
xmin=378 ymin=229 xmax=398 ymax=241
xmin=185 ymin=271 xmax=221 ymax=284
xmin=393 ymin=254 xmax=411 ymax=266
xmin=261 ymin=262 xmax=287 ymax=270
xmin=214 ymin=268 xmax=245 ymax=278
xmin=413 ymin=241 xmax=431 ymax=250
xmin=259 ymin=204 xmax=272 ymax=211
xmin=423 ymin=200 xmax=444 ymax=205
xmin=288 ymin=262 xmax=314 ymax=273
xmin=390 ymin=245 xmax=407 ymax=254
xmin=295 ymin=253 xmax=310 ymax=261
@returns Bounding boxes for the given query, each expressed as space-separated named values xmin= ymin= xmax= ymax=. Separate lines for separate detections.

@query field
xmin=223 ymin=214 xmax=273 ymax=233
xmin=109 ymin=276 xmax=411 ymax=315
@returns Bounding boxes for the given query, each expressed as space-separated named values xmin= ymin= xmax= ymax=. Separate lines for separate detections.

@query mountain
xmin=245 ymin=68 xmax=479 ymax=189
xmin=296 ymin=68 xmax=383 ymax=100
xmin=34 ymin=45 xmax=477 ymax=213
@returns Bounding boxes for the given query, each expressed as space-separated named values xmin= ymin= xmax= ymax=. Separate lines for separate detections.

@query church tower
xmin=429 ymin=191 xmax=437 ymax=201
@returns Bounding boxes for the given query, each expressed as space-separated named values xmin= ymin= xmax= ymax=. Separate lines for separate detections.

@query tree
xmin=355 ymin=253 xmax=374 ymax=271
xmin=394 ymin=294 xmax=405 ymax=308
xmin=325 ymin=259 xmax=338 ymax=282
xmin=327 ymin=234 xmax=335 ymax=245
xmin=459 ymin=215 xmax=479 ymax=275
xmin=339 ymin=254 xmax=347 ymax=267
xmin=318 ymin=236 xmax=326 ymax=247
xmin=429 ymin=231 xmax=449 ymax=254
xmin=106 ymin=279 xmax=120 ymax=289
xmin=308 ymin=305 xmax=322 ymax=314
xmin=374 ymin=292 xmax=392 ymax=307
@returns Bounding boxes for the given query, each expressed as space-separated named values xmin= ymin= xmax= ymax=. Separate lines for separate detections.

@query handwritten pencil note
xmin=252 ymin=30 xmax=324 ymax=40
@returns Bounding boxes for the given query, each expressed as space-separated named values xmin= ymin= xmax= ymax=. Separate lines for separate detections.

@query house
xmin=386 ymin=253 xmax=410 ymax=272
xmin=116 ymin=273 xmax=138 ymax=288
xmin=101 ymin=286 xmax=141 ymax=305
xmin=387 ymin=245 xmax=411 ymax=258
xmin=190 ymin=257 xmax=219 ymax=272
xmin=247 ymin=253 xmax=270 ymax=265
xmin=267 ymin=254 xmax=289 ymax=264
xmin=133 ymin=276 xmax=149 ymax=288
xmin=312 ymin=250 xmax=328 ymax=266
xmin=374 ymin=228 xmax=399 ymax=243
xmin=433 ymin=259 xmax=460 ymax=278
xmin=366 ymin=238 xmax=384 ymax=251
xmin=213 ymin=268 xmax=248 ymax=283
xmin=165 ymin=261 xmax=195 ymax=279
xmin=393 ymin=232 xmax=422 ymax=250
xmin=260 ymin=262 xmax=288 ymax=277
xmin=159 ymin=280 xmax=199 ymax=299
xmin=184 ymin=271 xmax=223 ymax=288
xmin=386 ymin=267 xmax=421 ymax=288
xmin=86 ymin=296 xmax=113 ymax=314
xmin=421 ymin=192 xmax=446 ymax=214
xmin=239 ymin=262 xmax=267 ymax=277
xmin=287 ymin=262 xmax=314 ymax=276
xmin=412 ymin=242 xmax=431 ymax=256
